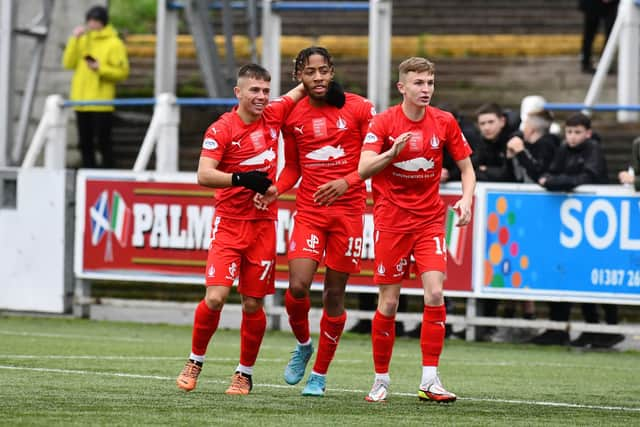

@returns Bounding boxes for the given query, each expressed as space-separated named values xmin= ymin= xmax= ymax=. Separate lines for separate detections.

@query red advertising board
xmin=79 ymin=176 xmax=473 ymax=292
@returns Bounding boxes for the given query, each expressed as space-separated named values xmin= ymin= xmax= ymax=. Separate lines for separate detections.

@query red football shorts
xmin=373 ymin=229 xmax=447 ymax=285
xmin=204 ymin=216 xmax=276 ymax=298
xmin=288 ymin=211 xmax=363 ymax=274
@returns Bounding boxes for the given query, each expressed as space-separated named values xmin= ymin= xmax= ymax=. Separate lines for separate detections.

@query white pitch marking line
xmin=0 ymin=365 xmax=638 ymax=413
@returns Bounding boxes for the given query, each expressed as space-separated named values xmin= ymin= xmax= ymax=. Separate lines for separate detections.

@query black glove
xmin=326 ymin=80 xmax=346 ymax=108
xmin=231 ymin=171 xmax=272 ymax=195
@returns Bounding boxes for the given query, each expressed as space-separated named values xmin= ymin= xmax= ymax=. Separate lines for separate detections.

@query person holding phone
xmin=62 ymin=5 xmax=129 ymax=168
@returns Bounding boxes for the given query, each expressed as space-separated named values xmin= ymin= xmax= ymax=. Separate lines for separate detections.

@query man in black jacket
xmin=538 ymin=113 xmax=607 ymax=191
xmin=506 ymin=110 xmax=559 ymax=183
xmin=473 ymin=103 xmax=519 ymax=182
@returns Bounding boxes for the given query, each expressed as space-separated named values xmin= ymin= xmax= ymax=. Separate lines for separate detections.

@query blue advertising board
xmin=480 ymin=191 xmax=640 ymax=302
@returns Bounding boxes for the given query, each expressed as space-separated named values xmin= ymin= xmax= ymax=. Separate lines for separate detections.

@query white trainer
xmin=365 ymin=378 xmax=390 ymax=402
xmin=418 ymin=376 xmax=457 ymax=403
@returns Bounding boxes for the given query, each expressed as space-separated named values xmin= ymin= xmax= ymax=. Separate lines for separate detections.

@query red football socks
xmin=285 ymin=289 xmax=311 ymax=344
xmin=312 ymin=310 xmax=346 ymax=375
xmin=421 ymin=304 xmax=446 ymax=366
xmin=239 ymin=309 xmax=267 ymax=367
xmin=191 ymin=300 xmax=221 ymax=356
xmin=371 ymin=310 xmax=396 ymax=374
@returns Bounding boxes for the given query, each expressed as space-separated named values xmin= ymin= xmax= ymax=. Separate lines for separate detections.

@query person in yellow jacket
xmin=62 ymin=5 xmax=129 ymax=168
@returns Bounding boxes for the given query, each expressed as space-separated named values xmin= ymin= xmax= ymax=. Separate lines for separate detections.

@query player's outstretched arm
xmin=452 ymin=157 xmax=476 ymax=226
xmin=358 ymin=132 xmax=411 ymax=180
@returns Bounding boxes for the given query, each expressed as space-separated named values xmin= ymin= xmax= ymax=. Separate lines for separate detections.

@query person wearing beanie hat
xmin=62 ymin=5 xmax=129 ymax=168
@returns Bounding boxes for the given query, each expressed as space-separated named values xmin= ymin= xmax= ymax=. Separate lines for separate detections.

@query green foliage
xmin=109 ymin=0 xmax=157 ymax=35
xmin=1 ymin=316 xmax=639 ymax=426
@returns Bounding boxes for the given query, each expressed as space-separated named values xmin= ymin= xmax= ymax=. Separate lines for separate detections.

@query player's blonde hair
xmin=398 ymin=57 xmax=435 ymax=81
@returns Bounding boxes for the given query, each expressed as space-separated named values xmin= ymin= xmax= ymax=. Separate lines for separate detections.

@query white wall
xmin=0 ymin=168 xmax=70 ymax=312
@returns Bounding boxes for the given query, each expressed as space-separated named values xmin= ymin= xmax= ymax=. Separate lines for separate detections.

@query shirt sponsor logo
xmin=226 ymin=262 xmax=238 ymax=280
xmin=303 ymin=233 xmax=320 ymax=254
xmin=393 ymin=157 xmax=435 ymax=172
xmin=239 ymin=148 xmax=276 ymax=166
xmin=203 ymin=138 xmax=218 ymax=150
xmin=364 ymin=132 xmax=378 ymax=144
xmin=312 ymin=118 xmax=327 ymax=138
xmin=305 ymin=145 xmax=345 ymax=161
xmin=394 ymin=258 xmax=408 ymax=277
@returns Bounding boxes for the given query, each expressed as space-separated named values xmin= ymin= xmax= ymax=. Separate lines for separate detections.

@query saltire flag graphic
xmin=445 ymin=206 xmax=466 ymax=265
xmin=110 ymin=191 xmax=131 ymax=247
xmin=90 ymin=190 xmax=110 ymax=246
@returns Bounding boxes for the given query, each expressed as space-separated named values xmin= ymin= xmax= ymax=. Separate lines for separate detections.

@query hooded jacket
xmin=542 ymin=138 xmax=608 ymax=191
xmin=62 ymin=24 xmax=129 ymax=112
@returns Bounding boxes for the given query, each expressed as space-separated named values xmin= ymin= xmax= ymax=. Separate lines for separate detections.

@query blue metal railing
xmin=544 ymin=103 xmax=640 ymax=112
xmin=167 ymin=1 xmax=369 ymax=11
xmin=63 ymin=98 xmax=238 ymax=108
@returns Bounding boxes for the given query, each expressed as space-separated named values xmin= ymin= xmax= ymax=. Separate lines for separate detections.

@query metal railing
xmin=21 ymin=94 xmax=239 ymax=172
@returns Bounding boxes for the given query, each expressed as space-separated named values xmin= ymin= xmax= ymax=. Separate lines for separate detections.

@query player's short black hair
xmin=86 ymin=5 xmax=108 ymax=25
xmin=292 ymin=46 xmax=334 ymax=80
xmin=565 ymin=113 xmax=591 ymax=129
xmin=237 ymin=63 xmax=271 ymax=82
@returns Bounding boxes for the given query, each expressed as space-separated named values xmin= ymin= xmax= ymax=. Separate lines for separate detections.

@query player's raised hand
xmin=313 ymin=178 xmax=349 ymax=206
xmin=388 ymin=132 xmax=412 ymax=158
xmin=452 ymin=198 xmax=472 ymax=226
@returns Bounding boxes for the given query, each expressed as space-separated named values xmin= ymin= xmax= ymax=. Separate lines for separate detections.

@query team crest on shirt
xmin=202 ymin=138 xmax=218 ymax=150
xmin=336 ymin=117 xmax=347 ymax=131
xmin=269 ymin=127 xmax=278 ymax=140
xmin=430 ymin=134 xmax=440 ymax=148
xmin=364 ymin=132 xmax=378 ymax=144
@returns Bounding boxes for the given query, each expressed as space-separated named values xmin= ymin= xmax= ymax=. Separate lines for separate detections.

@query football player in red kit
xmin=176 ymin=64 xmax=305 ymax=395
xmin=256 ymin=46 xmax=374 ymax=396
xmin=358 ymin=57 xmax=475 ymax=403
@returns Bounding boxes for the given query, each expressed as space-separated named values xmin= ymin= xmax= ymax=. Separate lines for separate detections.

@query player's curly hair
xmin=291 ymin=46 xmax=334 ymax=81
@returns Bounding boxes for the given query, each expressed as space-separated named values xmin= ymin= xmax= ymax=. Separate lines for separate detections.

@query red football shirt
xmin=200 ymin=96 xmax=295 ymax=220
xmin=279 ymin=92 xmax=374 ymax=215
xmin=363 ymin=104 xmax=472 ymax=232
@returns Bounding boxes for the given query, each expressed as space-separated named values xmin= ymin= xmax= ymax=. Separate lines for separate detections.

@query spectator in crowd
xmin=533 ymin=113 xmax=623 ymax=348
xmin=62 ymin=5 xmax=129 ymax=168
xmin=506 ymin=110 xmax=559 ymax=183
xmin=618 ymin=136 xmax=640 ymax=191
xmin=578 ymin=0 xmax=619 ymax=74
xmin=472 ymin=103 xmax=519 ymax=183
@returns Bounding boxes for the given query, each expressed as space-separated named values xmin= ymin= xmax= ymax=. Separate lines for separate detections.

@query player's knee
xmin=424 ymin=290 xmax=444 ymax=306
xmin=289 ymin=282 xmax=309 ymax=299
xmin=241 ymin=297 xmax=263 ymax=313
xmin=204 ymin=293 xmax=226 ymax=310
xmin=378 ymin=295 xmax=400 ymax=315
